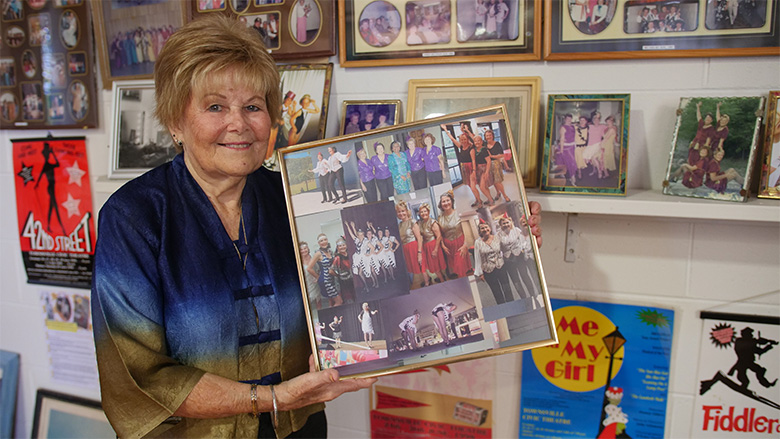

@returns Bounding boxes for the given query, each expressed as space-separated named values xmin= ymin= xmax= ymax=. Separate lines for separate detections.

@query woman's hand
xmin=276 ymin=356 xmax=376 ymax=411
xmin=526 ymin=201 xmax=543 ymax=248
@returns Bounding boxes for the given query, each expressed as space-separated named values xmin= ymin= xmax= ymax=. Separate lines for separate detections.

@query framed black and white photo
xmin=109 ymin=80 xmax=176 ymax=179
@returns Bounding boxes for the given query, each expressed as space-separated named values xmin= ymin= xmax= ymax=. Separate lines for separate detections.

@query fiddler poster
xmin=12 ymin=137 xmax=95 ymax=289
xmin=693 ymin=312 xmax=779 ymax=438
xmin=520 ymin=299 xmax=674 ymax=438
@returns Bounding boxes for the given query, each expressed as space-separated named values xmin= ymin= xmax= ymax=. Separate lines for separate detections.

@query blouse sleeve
xmin=92 ymin=201 xmax=205 ymax=439
xmin=472 ymin=240 xmax=483 ymax=277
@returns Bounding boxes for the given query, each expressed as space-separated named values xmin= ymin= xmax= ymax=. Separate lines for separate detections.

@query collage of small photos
xmin=0 ymin=0 xmax=97 ymax=129
xmin=355 ymin=0 xmax=519 ymax=47
xmin=282 ymin=109 xmax=552 ymax=377
xmin=191 ymin=0 xmax=336 ymax=60
xmin=568 ymin=0 xmax=768 ymax=36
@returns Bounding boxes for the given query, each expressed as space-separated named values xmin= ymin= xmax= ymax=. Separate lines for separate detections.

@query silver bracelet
xmin=269 ymin=384 xmax=279 ymax=429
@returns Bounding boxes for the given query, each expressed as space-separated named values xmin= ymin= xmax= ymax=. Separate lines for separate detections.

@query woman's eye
xmin=246 ymin=105 xmax=261 ymax=112
xmin=207 ymin=104 xmax=221 ymax=112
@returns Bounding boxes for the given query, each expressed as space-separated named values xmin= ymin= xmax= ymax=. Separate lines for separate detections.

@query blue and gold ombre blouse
xmin=92 ymin=154 xmax=322 ymax=438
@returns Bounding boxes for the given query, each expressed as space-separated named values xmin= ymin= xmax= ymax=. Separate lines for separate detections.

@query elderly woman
xmin=437 ymin=191 xmax=472 ymax=279
xmin=417 ymin=202 xmax=447 ymax=284
xmin=473 ymin=220 xmax=513 ymax=305
xmin=91 ymin=16 xmax=373 ymax=439
xmin=396 ymin=200 xmax=426 ymax=288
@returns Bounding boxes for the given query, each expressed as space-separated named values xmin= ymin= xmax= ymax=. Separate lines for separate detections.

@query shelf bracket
xmin=564 ymin=213 xmax=578 ymax=263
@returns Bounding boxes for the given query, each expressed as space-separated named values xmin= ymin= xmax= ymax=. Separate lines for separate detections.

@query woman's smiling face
xmin=172 ymin=69 xmax=270 ymax=182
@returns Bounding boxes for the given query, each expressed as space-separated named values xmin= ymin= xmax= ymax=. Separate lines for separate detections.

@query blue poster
xmin=520 ymin=299 xmax=674 ymax=438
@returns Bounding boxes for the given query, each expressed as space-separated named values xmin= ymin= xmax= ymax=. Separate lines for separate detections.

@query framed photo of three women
xmin=278 ymin=106 xmax=557 ymax=378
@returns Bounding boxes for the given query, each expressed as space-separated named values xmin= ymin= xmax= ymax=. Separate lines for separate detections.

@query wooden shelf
xmin=526 ymin=188 xmax=780 ymax=224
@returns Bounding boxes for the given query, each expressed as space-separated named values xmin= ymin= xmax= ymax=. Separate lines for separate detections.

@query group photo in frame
xmin=31 ymin=389 xmax=114 ymax=439
xmin=663 ymin=96 xmax=765 ymax=203
xmin=540 ymin=94 xmax=630 ymax=195
xmin=271 ymin=63 xmax=333 ymax=151
xmin=407 ymin=77 xmax=541 ymax=187
xmin=109 ymin=80 xmax=177 ymax=179
xmin=339 ymin=0 xmax=541 ymax=67
xmin=91 ymin=0 xmax=186 ymax=89
xmin=278 ymin=106 xmax=556 ymax=379
xmin=544 ymin=0 xmax=780 ymax=60
xmin=188 ymin=0 xmax=336 ymax=61
xmin=757 ymin=90 xmax=780 ymax=199
xmin=341 ymin=99 xmax=402 ymax=135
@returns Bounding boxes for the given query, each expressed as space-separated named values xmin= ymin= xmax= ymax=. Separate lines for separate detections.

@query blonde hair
xmin=395 ymin=200 xmax=410 ymax=214
xmin=154 ymin=15 xmax=280 ymax=151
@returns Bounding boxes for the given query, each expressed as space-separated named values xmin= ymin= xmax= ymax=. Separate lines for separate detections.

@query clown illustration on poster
xmin=520 ymin=299 xmax=674 ymax=438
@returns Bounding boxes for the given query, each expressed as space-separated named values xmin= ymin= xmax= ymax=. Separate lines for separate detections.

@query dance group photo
xmin=542 ymin=96 xmax=628 ymax=194
xmin=280 ymin=108 xmax=553 ymax=377
xmin=664 ymin=96 xmax=764 ymax=202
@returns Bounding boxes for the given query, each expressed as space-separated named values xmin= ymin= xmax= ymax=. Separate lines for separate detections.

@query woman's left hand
xmin=527 ymin=201 xmax=543 ymax=248
xmin=275 ymin=356 xmax=376 ymax=411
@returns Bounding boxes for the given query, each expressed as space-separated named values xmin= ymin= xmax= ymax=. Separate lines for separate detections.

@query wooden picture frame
xmin=0 ymin=0 xmax=99 ymax=129
xmin=757 ymin=91 xmax=780 ymax=199
xmin=31 ymin=389 xmax=115 ymax=438
xmin=544 ymin=0 xmax=780 ymax=60
xmin=187 ymin=0 xmax=336 ymax=61
xmin=663 ymin=96 xmax=765 ymax=203
xmin=0 ymin=351 xmax=20 ymax=439
xmin=91 ymin=0 xmax=187 ymax=89
xmin=272 ymin=63 xmax=333 ymax=150
xmin=341 ymin=99 xmax=402 ymax=135
xmin=540 ymin=94 xmax=630 ymax=196
xmin=408 ymin=77 xmax=541 ymax=187
xmin=339 ymin=0 xmax=541 ymax=67
xmin=109 ymin=80 xmax=176 ymax=180
xmin=278 ymin=105 xmax=556 ymax=379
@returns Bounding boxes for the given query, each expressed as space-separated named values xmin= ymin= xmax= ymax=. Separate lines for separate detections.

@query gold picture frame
xmin=338 ymin=0 xmax=542 ymax=67
xmin=340 ymin=99 xmax=402 ymax=135
xmin=407 ymin=77 xmax=541 ymax=187
xmin=757 ymin=90 xmax=780 ymax=199
xmin=544 ymin=0 xmax=780 ymax=61
xmin=278 ymin=105 xmax=556 ymax=379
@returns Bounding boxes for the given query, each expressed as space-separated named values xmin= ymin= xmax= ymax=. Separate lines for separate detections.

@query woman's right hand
xmin=276 ymin=356 xmax=376 ymax=411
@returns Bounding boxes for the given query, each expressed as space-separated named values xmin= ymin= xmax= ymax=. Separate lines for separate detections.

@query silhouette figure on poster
xmin=700 ymin=325 xmax=778 ymax=409
xmin=34 ymin=142 xmax=66 ymax=234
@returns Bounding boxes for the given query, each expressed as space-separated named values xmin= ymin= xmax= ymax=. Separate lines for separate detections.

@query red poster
xmin=12 ymin=137 xmax=95 ymax=289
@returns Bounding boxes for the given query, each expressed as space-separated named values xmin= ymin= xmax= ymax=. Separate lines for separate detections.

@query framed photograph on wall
xmin=544 ymin=0 xmax=780 ymax=60
xmin=187 ymin=0 xmax=336 ymax=61
xmin=339 ymin=0 xmax=541 ymax=67
xmin=408 ymin=77 xmax=541 ymax=187
xmin=341 ymin=99 xmax=402 ymax=135
xmin=108 ymin=80 xmax=177 ymax=179
xmin=278 ymin=105 xmax=556 ymax=379
xmin=31 ymin=390 xmax=115 ymax=439
xmin=272 ymin=63 xmax=333 ymax=150
xmin=757 ymin=90 xmax=780 ymax=199
xmin=0 ymin=0 xmax=99 ymax=129
xmin=0 ymin=351 xmax=20 ymax=439
xmin=540 ymin=94 xmax=630 ymax=196
xmin=662 ymin=96 xmax=765 ymax=203
xmin=91 ymin=0 xmax=187 ymax=89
